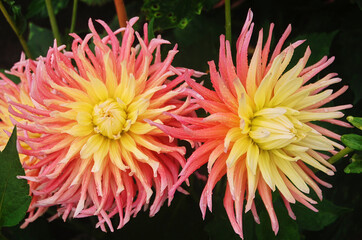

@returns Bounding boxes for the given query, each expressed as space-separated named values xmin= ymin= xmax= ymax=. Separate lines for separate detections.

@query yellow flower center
xmin=92 ymin=99 xmax=131 ymax=139
xmin=246 ymin=107 xmax=309 ymax=150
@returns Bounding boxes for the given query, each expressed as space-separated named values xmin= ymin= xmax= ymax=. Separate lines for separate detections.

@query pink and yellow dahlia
xmin=0 ymin=55 xmax=30 ymax=151
xmin=9 ymin=17 xmax=196 ymax=231
xmin=151 ymin=10 xmax=352 ymax=238
xmin=0 ymin=54 xmax=36 ymax=159
xmin=0 ymin=55 xmax=41 ymax=208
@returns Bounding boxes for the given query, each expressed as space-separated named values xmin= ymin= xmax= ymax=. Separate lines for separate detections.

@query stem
xmin=69 ymin=0 xmax=78 ymax=34
xmin=0 ymin=0 xmax=32 ymax=58
xmin=328 ymin=147 xmax=354 ymax=165
xmin=224 ymin=0 xmax=232 ymax=43
xmin=45 ymin=0 xmax=62 ymax=45
xmin=114 ymin=0 xmax=128 ymax=35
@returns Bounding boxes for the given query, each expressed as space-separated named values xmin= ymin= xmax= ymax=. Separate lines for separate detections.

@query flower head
xmin=0 ymin=75 xmax=20 ymax=150
xmin=0 ymin=56 xmax=43 ymax=208
xmin=151 ymin=10 xmax=352 ymax=238
xmin=0 ymin=55 xmax=33 ymax=154
xmin=10 ymin=17 xmax=195 ymax=231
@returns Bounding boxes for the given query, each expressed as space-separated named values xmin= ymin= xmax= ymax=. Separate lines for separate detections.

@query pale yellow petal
xmin=76 ymin=111 xmax=93 ymax=125
xmin=80 ymin=134 xmax=104 ymax=159
xmin=103 ymin=51 xmax=117 ymax=97
xmin=60 ymin=137 xmax=88 ymax=164
xmin=65 ymin=124 xmax=93 ymax=136
xmin=120 ymin=133 xmax=149 ymax=160
xmin=245 ymin=167 xmax=259 ymax=212
xmin=245 ymin=34 xmax=262 ymax=98
xmin=290 ymin=150 xmax=334 ymax=175
xmin=129 ymin=121 xmax=157 ymax=135
xmin=139 ymin=105 xmax=176 ymax=120
xmin=62 ymin=102 xmax=93 ymax=112
xmin=294 ymin=90 xmax=333 ymax=110
xmin=207 ymin=144 xmax=224 ymax=172
xmin=253 ymin=107 xmax=286 ymax=119
xmin=297 ymin=111 xmax=343 ymax=122
xmin=297 ymin=133 xmax=334 ymax=151
xmin=224 ymin=127 xmax=243 ymax=152
xmin=49 ymin=81 xmax=91 ymax=103
xmin=109 ymin=140 xmax=127 ymax=171
xmin=246 ymin=143 xmax=259 ymax=175
xmin=269 ymin=158 xmax=295 ymax=203
xmin=270 ymin=77 xmax=304 ymax=107
xmin=87 ymin=73 xmax=109 ymax=101
xmin=225 ymin=136 xmax=249 ymax=168
xmin=272 ymin=151 xmax=309 ymax=193
xmin=258 ymin=150 xmax=275 ymax=190
xmin=130 ymin=133 xmax=162 ymax=153
xmin=92 ymin=137 xmax=110 ymax=172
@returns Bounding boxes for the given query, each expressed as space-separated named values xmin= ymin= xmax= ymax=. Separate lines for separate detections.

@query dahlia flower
xmin=0 ymin=55 xmax=34 ymax=155
xmin=9 ymin=17 xmax=196 ymax=231
xmin=0 ymin=76 xmax=21 ymax=150
xmin=150 ymin=10 xmax=352 ymax=238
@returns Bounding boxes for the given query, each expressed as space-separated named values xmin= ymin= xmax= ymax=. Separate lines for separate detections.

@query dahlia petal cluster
xmin=151 ymin=10 xmax=352 ymax=238
xmin=0 ymin=55 xmax=37 ymax=162
xmin=4 ymin=17 xmax=196 ymax=231
xmin=0 ymin=55 xmax=31 ymax=151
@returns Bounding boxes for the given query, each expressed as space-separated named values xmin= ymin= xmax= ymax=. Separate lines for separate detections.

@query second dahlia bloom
xmin=0 ymin=55 xmax=37 ymax=162
xmin=10 ymin=17 xmax=195 ymax=231
xmin=151 ymin=10 xmax=352 ymax=238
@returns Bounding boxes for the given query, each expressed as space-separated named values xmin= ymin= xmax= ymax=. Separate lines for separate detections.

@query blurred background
xmin=1 ymin=0 xmax=362 ymax=239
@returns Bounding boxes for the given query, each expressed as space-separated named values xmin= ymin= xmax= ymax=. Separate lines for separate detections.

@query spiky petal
xmin=9 ymin=17 xmax=195 ymax=231
xmin=151 ymin=10 xmax=352 ymax=238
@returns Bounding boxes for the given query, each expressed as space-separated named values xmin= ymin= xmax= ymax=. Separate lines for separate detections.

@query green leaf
xmin=204 ymin=178 xmax=256 ymax=240
xmin=142 ymin=0 xmax=205 ymax=31
xmin=341 ymin=134 xmax=362 ymax=151
xmin=294 ymin=199 xmax=351 ymax=231
xmin=79 ymin=0 xmax=112 ymax=6
xmin=3 ymin=0 xmax=27 ymax=35
xmin=171 ymin=13 xmax=224 ymax=72
xmin=27 ymin=23 xmax=54 ymax=58
xmin=289 ymin=31 xmax=338 ymax=70
xmin=347 ymin=116 xmax=362 ymax=131
xmin=255 ymin=201 xmax=300 ymax=240
xmin=332 ymin=27 xmax=362 ymax=105
xmin=26 ymin=0 xmax=70 ymax=19
xmin=0 ymin=127 xmax=31 ymax=227
xmin=204 ymin=213 xmax=247 ymax=240
xmin=205 ymin=209 xmax=257 ymax=240
xmin=344 ymin=153 xmax=362 ymax=174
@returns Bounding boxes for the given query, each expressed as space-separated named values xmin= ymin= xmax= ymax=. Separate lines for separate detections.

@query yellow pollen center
xmin=246 ymin=108 xmax=308 ymax=150
xmin=92 ymin=99 xmax=130 ymax=139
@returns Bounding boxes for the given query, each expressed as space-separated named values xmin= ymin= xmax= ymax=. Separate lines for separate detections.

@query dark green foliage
xmin=27 ymin=23 xmax=54 ymax=57
xmin=294 ymin=199 xmax=351 ymax=232
xmin=344 ymin=153 xmax=362 ymax=174
xmin=341 ymin=134 xmax=362 ymax=151
xmin=0 ymin=127 xmax=31 ymax=227
xmin=255 ymin=203 xmax=300 ymax=240
xmin=347 ymin=116 xmax=362 ymax=130
xmin=343 ymin=116 xmax=362 ymax=174
xmin=287 ymin=31 xmax=338 ymax=74
xmin=2 ymin=0 xmax=27 ymax=35
xmin=26 ymin=0 xmax=70 ymax=19
xmin=141 ymin=0 xmax=205 ymax=30
xmin=80 ymin=0 xmax=112 ymax=6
